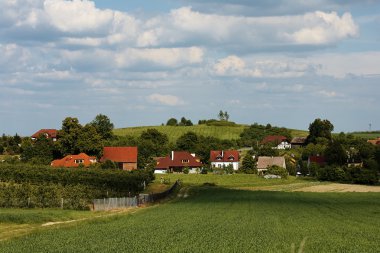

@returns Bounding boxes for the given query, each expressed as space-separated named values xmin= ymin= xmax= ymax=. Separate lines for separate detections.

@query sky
xmin=1 ymin=0 xmax=380 ymax=135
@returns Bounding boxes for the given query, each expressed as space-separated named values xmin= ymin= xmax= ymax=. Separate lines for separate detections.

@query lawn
xmin=1 ymin=181 xmax=379 ymax=252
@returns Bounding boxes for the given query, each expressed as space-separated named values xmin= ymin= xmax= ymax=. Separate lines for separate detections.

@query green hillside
xmin=114 ymin=125 xmax=248 ymax=142
xmin=349 ymin=131 xmax=380 ymax=139
xmin=114 ymin=124 xmax=308 ymax=143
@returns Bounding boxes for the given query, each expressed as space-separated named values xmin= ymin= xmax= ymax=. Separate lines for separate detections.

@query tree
xmin=89 ymin=114 xmax=114 ymax=140
xmin=218 ymin=110 xmax=224 ymax=121
xmin=241 ymin=153 xmax=256 ymax=174
xmin=76 ymin=124 xmax=103 ymax=157
xmin=224 ymin=111 xmax=229 ymax=121
xmin=21 ymin=134 xmax=54 ymax=164
xmin=138 ymin=129 xmax=169 ymax=169
xmin=56 ymin=117 xmax=83 ymax=156
xmin=176 ymin=132 xmax=199 ymax=152
xmin=179 ymin=117 xmax=193 ymax=126
xmin=324 ymin=141 xmax=347 ymax=166
xmin=306 ymin=118 xmax=334 ymax=144
xmin=166 ymin=118 xmax=178 ymax=126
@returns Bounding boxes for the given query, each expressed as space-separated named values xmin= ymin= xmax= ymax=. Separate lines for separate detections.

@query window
xmin=75 ymin=159 xmax=84 ymax=164
xmin=228 ymin=156 xmax=234 ymax=161
xmin=181 ymin=159 xmax=189 ymax=163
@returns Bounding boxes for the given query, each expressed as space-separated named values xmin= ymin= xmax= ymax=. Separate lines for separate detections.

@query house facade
xmin=51 ymin=153 xmax=97 ymax=168
xmin=100 ymin=147 xmax=138 ymax=171
xmin=256 ymin=156 xmax=286 ymax=174
xmin=210 ymin=150 xmax=239 ymax=171
xmin=154 ymin=151 xmax=202 ymax=174
xmin=290 ymin=137 xmax=307 ymax=148
xmin=31 ymin=129 xmax=58 ymax=141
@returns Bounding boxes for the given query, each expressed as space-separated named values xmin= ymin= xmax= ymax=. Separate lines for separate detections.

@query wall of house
xmin=122 ymin=162 xmax=137 ymax=171
xmin=211 ymin=162 xmax=239 ymax=170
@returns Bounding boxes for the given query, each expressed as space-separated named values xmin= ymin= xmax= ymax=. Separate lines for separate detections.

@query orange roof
xmin=31 ymin=129 xmax=58 ymax=139
xmin=101 ymin=147 xmax=138 ymax=163
xmin=210 ymin=150 xmax=239 ymax=162
xmin=51 ymin=153 xmax=97 ymax=168
xmin=155 ymin=151 xmax=202 ymax=170
xmin=367 ymin=138 xmax=380 ymax=145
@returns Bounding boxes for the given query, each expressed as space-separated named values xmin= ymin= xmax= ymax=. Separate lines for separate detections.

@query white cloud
xmin=147 ymin=94 xmax=184 ymax=106
xmin=116 ymin=47 xmax=204 ymax=68
xmin=318 ymin=90 xmax=339 ymax=98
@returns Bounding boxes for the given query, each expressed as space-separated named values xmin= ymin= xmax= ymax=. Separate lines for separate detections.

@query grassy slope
xmin=349 ymin=131 xmax=380 ymax=139
xmin=114 ymin=125 xmax=308 ymax=142
xmin=1 ymin=187 xmax=379 ymax=252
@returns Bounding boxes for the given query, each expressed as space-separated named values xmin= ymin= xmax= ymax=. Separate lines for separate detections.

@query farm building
xmin=307 ymin=155 xmax=326 ymax=168
xmin=155 ymin=151 xmax=202 ymax=174
xmin=210 ymin=150 xmax=239 ymax=170
xmin=51 ymin=153 xmax=97 ymax=168
xmin=101 ymin=147 xmax=138 ymax=171
xmin=290 ymin=137 xmax=307 ymax=148
xmin=31 ymin=129 xmax=58 ymax=141
xmin=257 ymin=156 xmax=286 ymax=174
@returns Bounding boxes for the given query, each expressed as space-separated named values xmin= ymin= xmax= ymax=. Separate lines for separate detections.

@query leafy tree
xmin=306 ymin=118 xmax=334 ymax=144
xmin=138 ymin=129 xmax=169 ymax=168
xmin=76 ymin=125 xmax=103 ymax=157
xmin=241 ymin=153 xmax=256 ymax=174
xmin=21 ymin=134 xmax=54 ymax=164
xmin=166 ymin=118 xmax=178 ymax=126
xmin=325 ymin=141 xmax=347 ymax=166
xmin=56 ymin=117 xmax=83 ymax=156
xmin=257 ymin=144 xmax=279 ymax=157
xmin=218 ymin=110 xmax=224 ymax=121
xmin=89 ymin=114 xmax=114 ymax=140
xmin=266 ymin=165 xmax=288 ymax=179
xmin=176 ymin=132 xmax=199 ymax=152
xmin=179 ymin=117 xmax=193 ymax=126
xmin=239 ymin=123 xmax=292 ymax=147
xmin=224 ymin=111 xmax=229 ymax=121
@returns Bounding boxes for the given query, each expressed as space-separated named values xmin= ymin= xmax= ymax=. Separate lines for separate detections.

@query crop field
xmin=114 ymin=125 xmax=309 ymax=142
xmin=1 ymin=180 xmax=379 ymax=252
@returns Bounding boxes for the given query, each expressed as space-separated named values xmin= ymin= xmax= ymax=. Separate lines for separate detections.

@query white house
xmin=210 ymin=150 xmax=240 ymax=171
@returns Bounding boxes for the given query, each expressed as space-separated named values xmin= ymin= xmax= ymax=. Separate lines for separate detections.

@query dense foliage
xmin=239 ymin=123 xmax=292 ymax=147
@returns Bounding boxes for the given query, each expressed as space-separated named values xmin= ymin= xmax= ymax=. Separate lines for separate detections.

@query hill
xmin=348 ymin=131 xmax=380 ymax=139
xmin=114 ymin=124 xmax=308 ymax=143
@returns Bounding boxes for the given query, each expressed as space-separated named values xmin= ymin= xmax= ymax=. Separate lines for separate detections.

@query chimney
xmin=222 ymin=150 xmax=224 ymax=158
xmin=171 ymin=151 xmax=174 ymax=161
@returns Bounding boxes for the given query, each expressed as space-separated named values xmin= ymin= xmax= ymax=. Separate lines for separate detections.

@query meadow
xmin=1 ymin=175 xmax=379 ymax=252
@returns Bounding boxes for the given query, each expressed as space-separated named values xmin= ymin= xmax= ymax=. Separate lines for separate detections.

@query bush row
xmin=0 ymin=164 xmax=154 ymax=195
xmin=0 ymin=182 xmax=103 ymax=209
xmin=317 ymin=166 xmax=379 ymax=185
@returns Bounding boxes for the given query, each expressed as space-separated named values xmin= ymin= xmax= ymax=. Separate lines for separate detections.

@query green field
xmin=114 ymin=125 xmax=308 ymax=142
xmin=1 ymin=175 xmax=379 ymax=252
xmin=349 ymin=131 xmax=380 ymax=139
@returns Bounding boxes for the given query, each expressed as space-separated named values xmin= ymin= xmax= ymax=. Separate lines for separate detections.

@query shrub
xmin=266 ymin=165 xmax=288 ymax=179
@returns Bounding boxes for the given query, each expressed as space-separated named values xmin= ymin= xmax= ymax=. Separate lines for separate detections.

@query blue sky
xmin=1 ymin=0 xmax=380 ymax=135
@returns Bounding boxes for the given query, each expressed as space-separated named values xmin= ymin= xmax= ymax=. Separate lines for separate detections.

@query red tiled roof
xmin=101 ymin=147 xmax=138 ymax=163
xmin=367 ymin=138 xmax=380 ymax=145
xmin=261 ymin=135 xmax=288 ymax=144
xmin=210 ymin=150 xmax=239 ymax=162
xmin=155 ymin=151 xmax=202 ymax=170
xmin=308 ymin=155 xmax=326 ymax=165
xmin=31 ymin=129 xmax=58 ymax=139
xmin=51 ymin=153 xmax=97 ymax=168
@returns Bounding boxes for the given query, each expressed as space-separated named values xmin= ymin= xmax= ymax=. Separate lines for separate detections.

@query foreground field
xmin=1 ymin=185 xmax=379 ymax=252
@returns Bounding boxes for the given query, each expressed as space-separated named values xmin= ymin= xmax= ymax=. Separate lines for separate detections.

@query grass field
xmin=114 ymin=125 xmax=309 ymax=143
xmin=1 ymin=175 xmax=379 ymax=252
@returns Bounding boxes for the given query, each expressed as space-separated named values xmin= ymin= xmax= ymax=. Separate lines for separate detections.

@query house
xmin=154 ymin=151 xmax=202 ymax=174
xmin=100 ymin=147 xmax=138 ymax=171
xmin=31 ymin=129 xmax=58 ymax=141
xmin=367 ymin=137 xmax=380 ymax=145
xmin=261 ymin=135 xmax=291 ymax=149
xmin=307 ymin=155 xmax=326 ymax=168
xmin=51 ymin=153 xmax=97 ymax=168
xmin=291 ymin=137 xmax=307 ymax=148
xmin=210 ymin=150 xmax=239 ymax=171
xmin=257 ymin=156 xmax=286 ymax=174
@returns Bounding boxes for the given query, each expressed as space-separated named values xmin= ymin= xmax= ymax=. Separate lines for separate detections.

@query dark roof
xmin=101 ymin=147 xmax=138 ymax=163
xmin=291 ymin=137 xmax=307 ymax=145
xmin=261 ymin=135 xmax=288 ymax=144
xmin=210 ymin=150 xmax=239 ymax=162
xmin=155 ymin=151 xmax=202 ymax=169
xmin=31 ymin=129 xmax=58 ymax=139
